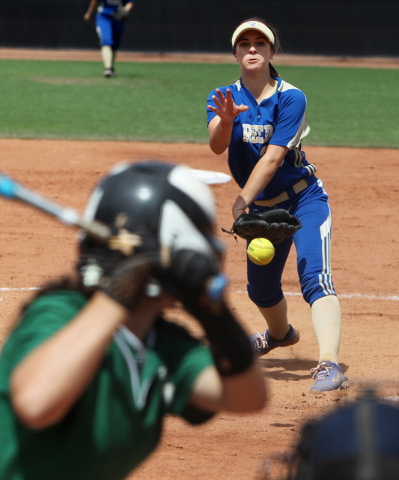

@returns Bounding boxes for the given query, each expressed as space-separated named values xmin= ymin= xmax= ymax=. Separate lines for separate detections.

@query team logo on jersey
xmin=242 ymin=124 xmax=273 ymax=144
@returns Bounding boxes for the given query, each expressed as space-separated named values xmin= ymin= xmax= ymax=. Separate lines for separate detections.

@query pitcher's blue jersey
xmin=206 ymin=77 xmax=317 ymax=201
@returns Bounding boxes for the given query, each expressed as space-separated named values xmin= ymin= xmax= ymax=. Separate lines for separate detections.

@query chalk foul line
xmin=232 ymin=291 xmax=399 ymax=301
xmin=0 ymin=288 xmax=41 ymax=291
xmin=0 ymin=288 xmax=398 ymax=302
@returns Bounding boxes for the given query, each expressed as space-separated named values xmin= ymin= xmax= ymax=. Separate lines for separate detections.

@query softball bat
xmin=0 ymin=173 xmax=227 ymax=304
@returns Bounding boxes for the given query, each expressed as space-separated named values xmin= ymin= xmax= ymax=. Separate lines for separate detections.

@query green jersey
xmin=0 ymin=290 xmax=214 ymax=480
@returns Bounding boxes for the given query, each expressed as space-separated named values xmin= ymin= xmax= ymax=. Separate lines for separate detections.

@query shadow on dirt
xmin=259 ymin=357 xmax=349 ymax=380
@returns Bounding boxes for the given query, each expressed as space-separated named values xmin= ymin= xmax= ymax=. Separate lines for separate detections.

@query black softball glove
xmin=222 ymin=209 xmax=302 ymax=245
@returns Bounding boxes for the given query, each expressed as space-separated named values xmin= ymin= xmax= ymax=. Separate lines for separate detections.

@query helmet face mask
xmin=77 ymin=161 xmax=225 ymax=288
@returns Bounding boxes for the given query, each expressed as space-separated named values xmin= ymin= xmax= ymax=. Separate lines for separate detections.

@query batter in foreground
xmin=0 ymin=161 xmax=267 ymax=479
xmin=207 ymin=17 xmax=348 ymax=393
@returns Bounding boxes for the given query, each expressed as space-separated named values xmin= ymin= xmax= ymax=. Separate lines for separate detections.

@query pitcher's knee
xmin=301 ymin=276 xmax=336 ymax=305
xmin=247 ymin=285 xmax=284 ymax=309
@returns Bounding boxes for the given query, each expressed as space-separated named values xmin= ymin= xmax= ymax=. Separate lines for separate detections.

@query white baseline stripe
xmin=0 ymin=288 xmax=41 ymax=291
xmin=232 ymin=290 xmax=399 ymax=301
xmin=0 ymin=288 xmax=398 ymax=302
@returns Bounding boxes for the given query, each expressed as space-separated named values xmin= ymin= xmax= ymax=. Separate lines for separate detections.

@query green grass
xmin=0 ymin=59 xmax=398 ymax=148
xmin=277 ymin=66 xmax=399 ymax=148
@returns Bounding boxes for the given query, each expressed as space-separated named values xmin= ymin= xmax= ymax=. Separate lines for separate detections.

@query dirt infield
xmin=0 ymin=48 xmax=398 ymax=479
xmin=1 ymin=138 xmax=399 ymax=479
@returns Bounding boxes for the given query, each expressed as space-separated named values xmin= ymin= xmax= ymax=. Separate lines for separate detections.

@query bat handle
xmin=77 ymin=219 xmax=111 ymax=242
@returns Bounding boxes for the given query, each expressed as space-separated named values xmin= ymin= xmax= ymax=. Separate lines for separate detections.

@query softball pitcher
xmin=206 ymin=17 xmax=348 ymax=393
xmin=84 ymin=0 xmax=134 ymax=77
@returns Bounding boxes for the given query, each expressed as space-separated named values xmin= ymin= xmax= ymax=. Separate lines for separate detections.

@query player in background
xmin=0 ymin=161 xmax=267 ymax=480
xmin=206 ymin=18 xmax=348 ymax=393
xmin=84 ymin=0 xmax=134 ymax=77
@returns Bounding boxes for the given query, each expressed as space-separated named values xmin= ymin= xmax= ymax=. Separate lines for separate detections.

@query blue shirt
xmin=207 ymin=77 xmax=317 ymax=200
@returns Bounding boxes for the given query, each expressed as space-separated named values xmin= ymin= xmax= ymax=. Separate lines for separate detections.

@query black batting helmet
xmin=77 ymin=160 xmax=224 ymax=289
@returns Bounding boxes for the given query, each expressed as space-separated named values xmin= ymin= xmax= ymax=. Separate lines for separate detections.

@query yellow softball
xmin=247 ymin=238 xmax=275 ymax=265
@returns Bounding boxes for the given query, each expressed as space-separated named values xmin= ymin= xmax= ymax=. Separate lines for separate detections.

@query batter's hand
xmin=100 ymin=253 xmax=156 ymax=311
xmin=153 ymin=249 xmax=220 ymax=307
xmin=208 ymin=88 xmax=249 ymax=124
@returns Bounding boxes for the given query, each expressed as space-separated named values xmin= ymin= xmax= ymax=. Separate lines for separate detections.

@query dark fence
xmin=0 ymin=0 xmax=398 ymax=57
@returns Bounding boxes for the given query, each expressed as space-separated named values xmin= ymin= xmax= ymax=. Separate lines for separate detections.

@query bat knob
xmin=206 ymin=273 xmax=229 ymax=305
xmin=0 ymin=177 xmax=16 ymax=198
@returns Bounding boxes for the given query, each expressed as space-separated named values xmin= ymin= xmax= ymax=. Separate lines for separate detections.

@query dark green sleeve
xmin=172 ymin=342 xmax=215 ymax=424
xmin=0 ymin=291 xmax=87 ymax=374
xmin=154 ymin=319 xmax=215 ymax=424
